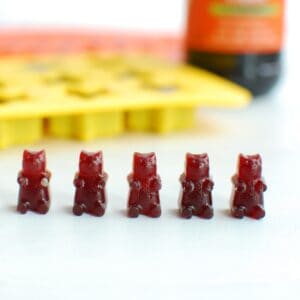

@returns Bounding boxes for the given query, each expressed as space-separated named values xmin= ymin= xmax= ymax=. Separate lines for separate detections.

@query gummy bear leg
xmin=128 ymin=205 xmax=140 ymax=218
xmin=149 ymin=205 xmax=161 ymax=218
xmin=17 ymin=201 xmax=30 ymax=214
xmin=231 ymin=206 xmax=246 ymax=219
xmin=93 ymin=202 xmax=105 ymax=217
xmin=37 ymin=200 xmax=49 ymax=214
xmin=248 ymin=205 xmax=265 ymax=220
xmin=73 ymin=203 xmax=85 ymax=216
xmin=181 ymin=206 xmax=194 ymax=219
xmin=198 ymin=205 xmax=214 ymax=219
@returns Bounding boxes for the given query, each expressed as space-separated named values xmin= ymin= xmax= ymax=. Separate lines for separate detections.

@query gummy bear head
xmin=238 ymin=154 xmax=262 ymax=182
xmin=79 ymin=151 xmax=103 ymax=177
xmin=133 ymin=152 xmax=157 ymax=180
xmin=22 ymin=150 xmax=46 ymax=176
xmin=185 ymin=153 xmax=209 ymax=181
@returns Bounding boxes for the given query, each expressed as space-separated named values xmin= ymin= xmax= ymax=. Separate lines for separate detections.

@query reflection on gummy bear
xmin=231 ymin=154 xmax=267 ymax=220
xmin=17 ymin=150 xmax=51 ymax=214
xmin=179 ymin=153 xmax=214 ymax=219
xmin=73 ymin=151 xmax=108 ymax=217
xmin=127 ymin=152 xmax=161 ymax=218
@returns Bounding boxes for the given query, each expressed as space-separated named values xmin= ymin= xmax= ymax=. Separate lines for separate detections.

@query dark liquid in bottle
xmin=187 ymin=51 xmax=282 ymax=96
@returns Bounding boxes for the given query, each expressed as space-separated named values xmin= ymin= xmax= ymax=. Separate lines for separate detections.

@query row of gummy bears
xmin=17 ymin=150 xmax=267 ymax=220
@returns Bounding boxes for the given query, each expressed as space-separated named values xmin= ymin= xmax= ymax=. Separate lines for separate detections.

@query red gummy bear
xmin=127 ymin=152 xmax=162 ymax=218
xmin=17 ymin=150 xmax=51 ymax=214
xmin=179 ymin=153 xmax=214 ymax=219
xmin=231 ymin=154 xmax=267 ymax=219
xmin=73 ymin=151 xmax=108 ymax=217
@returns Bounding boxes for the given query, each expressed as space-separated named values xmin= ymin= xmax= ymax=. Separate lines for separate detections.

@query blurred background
xmin=0 ymin=0 xmax=185 ymax=33
xmin=0 ymin=1 xmax=300 ymax=300
xmin=0 ymin=0 xmax=297 ymax=97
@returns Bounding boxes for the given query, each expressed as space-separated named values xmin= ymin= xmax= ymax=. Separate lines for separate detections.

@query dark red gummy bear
xmin=17 ymin=150 xmax=51 ymax=214
xmin=73 ymin=151 xmax=108 ymax=217
xmin=179 ymin=153 xmax=214 ymax=219
xmin=231 ymin=154 xmax=267 ymax=220
xmin=127 ymin=152 xmax=162 ymax=218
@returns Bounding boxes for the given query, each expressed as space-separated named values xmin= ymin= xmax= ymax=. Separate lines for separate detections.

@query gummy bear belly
xmin=183 ymin=191 xmax=208 ymax=209
xmin=19 ymin=185 xmax=47 ymax=206
xmin=235 ymin=192 xmax=262 ymax=208
xmin=138 ymin=190 xmax=159 ymax=211
xmin=75 ymin=188 xmax=104 ymax=208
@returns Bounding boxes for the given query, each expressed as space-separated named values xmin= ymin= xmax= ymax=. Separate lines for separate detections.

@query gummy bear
xmin=17 ymin=150 xmax=51 ymax=214
xmin=127 ymin=152 xmax=162 ymax=218
xmin=231 ymin=154 xmax=267 ymax=219
xmin=73 ymin=151 xmax=108 ymax=217
xmin=179 ymin=153 xmax=214 ymax=219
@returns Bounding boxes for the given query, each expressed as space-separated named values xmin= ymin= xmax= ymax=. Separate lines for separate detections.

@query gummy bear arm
xmin=179 ymin=173 xmax=186 ymax=184
xmin=155 ymin=175 xmax=162 ymax=185
xmin=41 ymin=177 xmax=49 ymax=187
xmin=73 ymin=174 xmax=84 ymax=188
xmin=102 ymin=172 xmax=108 ymax=182
xmin=254 ymin=178 xmax=267 ymax=193
xmin=149 ymin=175 xmax=162 ymax=192
xmin=128 ymin=175 xmax=141 ymax=190
xmin=17 ymin=171 xmax=23 ymax=182
xmin=231 ymin=174 xmax=239 ymax=185
xmin=182 ymin=179 xmax=195 ymax=193
xmin=261 ymin=178 xmax=267 ymax=190
xmin=201 ymin=178 xmax=214 ymax=192
xmin=232 ymin=175 xmax=246 ymax=192
xmin=98 ymin=173 xmax=108 ymax=187
xmin=73 ymin=172 xmax=79 ymax=183
xmin=127 ymin=173 xmax=134 ymax=184
xmin=232 ymin=174 xmax=243 ymax=186
xmin=42 ymin=171 xmax=51 ymax=180
xmin=17 ymin=172 xmax=28 ymax=186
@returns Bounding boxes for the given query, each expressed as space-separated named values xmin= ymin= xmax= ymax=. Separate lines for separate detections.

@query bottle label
xmin=186 ymin=0 xmax=284 ymax=54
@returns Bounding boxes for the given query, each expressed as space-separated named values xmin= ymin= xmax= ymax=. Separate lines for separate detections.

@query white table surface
xmin=0 ymin=1 xmax=299 ymax=299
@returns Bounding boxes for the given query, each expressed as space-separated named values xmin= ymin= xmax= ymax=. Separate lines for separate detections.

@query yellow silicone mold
xmin=126 ymin=108 xmax=196 ymax=133
xmin=0 ymin=118 xmax=43 ymax=148
xmin=48 ymin=112 xmax=124 ymax=140
xmin=0 ymin=54 xmax=251 ymax=148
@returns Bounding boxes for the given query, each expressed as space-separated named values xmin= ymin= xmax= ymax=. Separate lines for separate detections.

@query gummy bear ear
xmin=80 ymin=151 xmax=90 ymax=162
xmin=251 ymin=154 xmax=262 ymax=161
xmin=93 ymin=151 xmax=103 ymax=164
xmin=186 ymin=153 xmax=198 ymax=166
xmin=147 ymin=152 xmax=156 ymax=162
xmin=80 ymin=151 xmax=103 ymax=165
xmin=186 ymin=153 xmax=194 ymax=161
xmin=133 ymin=152 xmax=156 ymax=170
xmin=239 ymin=153 xmax=247 ymax=163
xmin=93 ymin=151 xmax=102 ymax=159
xmin=37 ymin=150 xmax=46 ymax=160
xmin=23 ymin=149 xmax=45 ymax=160
xmin=199 ymin=153 xmax=209 ymax=163
xmin=238 ymin=154 xmax=247 ymax=169
xmin=200 ymin=152 xmax=208 ymax=158
xmin=133 ymin=152 xmax=140 ymax=161
xmin=133 ymin=152 xmax=143 ymax=169
xmin=186 ymin=153 xmax=208 ymax=162
xmin=134 ymin=152 xmax=155 ymax=161
xmin=23 ymin=149 xmax=32 ymax=160
xmin=239 ymin=154 xmax=261 ymax=163
xmin=134 ymin=152 xmax=144 ymax=160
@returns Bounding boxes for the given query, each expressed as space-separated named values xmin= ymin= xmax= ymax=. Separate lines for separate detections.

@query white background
xmin=0 ymin=1 xmax=299 ymax=299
